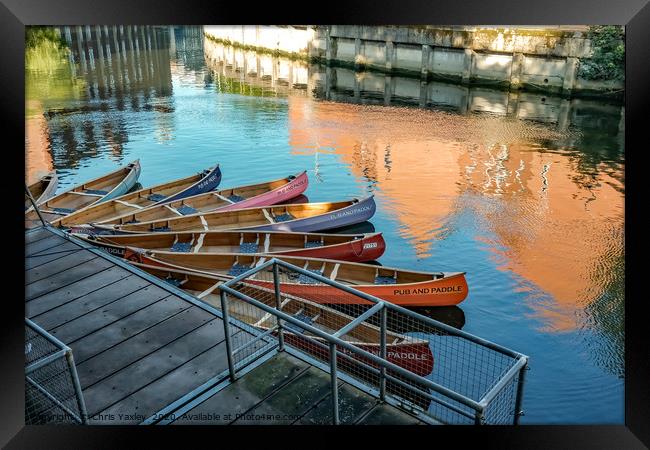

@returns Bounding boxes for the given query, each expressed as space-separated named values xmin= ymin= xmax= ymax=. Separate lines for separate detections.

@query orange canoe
xmin=125 ymin=250 xmax=469 ymax=307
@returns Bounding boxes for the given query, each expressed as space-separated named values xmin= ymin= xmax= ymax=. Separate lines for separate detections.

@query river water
xmin=25 ymin=26 xmax=625 ymax=424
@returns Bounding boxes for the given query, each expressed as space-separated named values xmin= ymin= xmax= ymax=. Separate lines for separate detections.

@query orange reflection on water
xmin=288 ymin=97 xmax=624 ymax=332
xmin=25 ymin=100 xmax=54 ymax=185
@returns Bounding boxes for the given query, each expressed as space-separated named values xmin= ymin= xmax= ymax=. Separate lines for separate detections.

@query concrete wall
xmin=204 ymin=25 xmax=623 ymax=99
xmin=201 ymin=39 xmax=624 ymax=133
xmin=313 ymin=26 xmax=622 ymax=98
xmin=204 ymin=25 xmax=314 ymax=56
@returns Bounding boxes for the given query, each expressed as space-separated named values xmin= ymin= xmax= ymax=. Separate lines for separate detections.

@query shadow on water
xmin=328 ymin=221 xmax=376 ymax=234
xmin=408 ymin=306 xmax=466 ymax=331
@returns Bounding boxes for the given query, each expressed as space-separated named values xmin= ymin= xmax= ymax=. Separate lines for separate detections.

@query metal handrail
xmin=230 ymin=257 xmax=525 ymax=360
xmin=25 ymin=183 xmax=48 ymax=226
xmin=25 ymin=318 xmax=88 ymax=424
xmin=218 ymin=258 xmax=528 ymax=425
xmin=220 ymin=271 xmax=485 ymax=413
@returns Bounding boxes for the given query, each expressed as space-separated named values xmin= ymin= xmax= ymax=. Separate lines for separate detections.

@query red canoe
xmin=74 ymin=230 xmax=386 ymax=263
xmin=125 ymin=251 xmax=469 ymax=308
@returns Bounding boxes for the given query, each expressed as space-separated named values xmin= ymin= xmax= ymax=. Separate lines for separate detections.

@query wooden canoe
xmin=130 ymin=262 xmax=434 ymax=376
xmin=50 ymin=164 xmax=221 ymax=228
xmin=95 ymin=196 xmax=376 ymax=234
xmin=25 ymin=172 xmax=58 ymax=211
xmin=25 ymin=160 xmax=141 ymax=228
xmin=125 ymin=250 xmax=469 ymax=307
xmin=91 ymin=171 xmax=308 ymax=226
xmin=74 ymin=230 xmax=387 ymax=262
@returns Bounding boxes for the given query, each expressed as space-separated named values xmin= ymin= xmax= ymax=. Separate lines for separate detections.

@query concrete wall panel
xmin=472 ymin=53 xmax=512 ymax=81
xmin=336 ymin=38 xmax=356 ymax=62
xmin=521 ymin=56 xmax=566 ymax=87
xmin=394 ymin=44 xmax=423 ymax=71
xmin=430 ymin=48 xmax=466 ymax=74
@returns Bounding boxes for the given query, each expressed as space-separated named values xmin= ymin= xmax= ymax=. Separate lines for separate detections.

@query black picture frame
xmin=3 ymin=0 xmax=647 ymax=447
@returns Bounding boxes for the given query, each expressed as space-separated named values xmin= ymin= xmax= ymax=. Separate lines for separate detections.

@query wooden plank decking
xmin=25 ymin=226 xmax=429 ymax=425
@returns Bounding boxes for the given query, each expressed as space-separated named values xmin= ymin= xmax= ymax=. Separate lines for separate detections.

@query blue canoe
xmin=97 ymin=196 xmax=377 ymax=234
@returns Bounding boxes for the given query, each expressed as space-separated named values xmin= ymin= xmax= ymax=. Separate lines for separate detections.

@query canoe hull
xmin=271 ymin=232 xmax=385 ymax=262
xmin=280 ymin=332 xmax=434 ymax=376
xmin=243 ymin=196 xmax=377 ymax=233
xmin=97 ymin=160 xmax=142 ymax=203
xmin=127 ymin=251 xmax=469 ymax=307
xmin=162 ymin=164 xmax=222 ymax=203
xmin=246 ymin=274 xmax=468 ymax=307
xmin=80 ymin=231 xmax=385 ymax=263
xmin=216 ymin=171 xmax=308 ymax=212
xmin=26 ymin=172 xmax=58 ymax=211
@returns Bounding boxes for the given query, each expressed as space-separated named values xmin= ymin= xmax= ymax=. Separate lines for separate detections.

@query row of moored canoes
xmin=26 ymin=161 xmax=468 ymax=308
xmin=26 ymin=161 xmax=468 ymax=376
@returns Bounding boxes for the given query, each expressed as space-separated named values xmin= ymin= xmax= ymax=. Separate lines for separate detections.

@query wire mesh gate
xmin=217 ymin=258 xmax=529 ymax=425
xmin=25 ymin=319 xmax=88 ymax=424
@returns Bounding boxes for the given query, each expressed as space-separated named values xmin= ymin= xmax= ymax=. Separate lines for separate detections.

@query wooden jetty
xmin=25 ymin=225 xmax=430 ymax=425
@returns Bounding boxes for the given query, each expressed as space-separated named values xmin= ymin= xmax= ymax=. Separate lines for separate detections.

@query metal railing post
xmin=329 ymin=342 xmax=339 ymax=425
xmin=513 ymin=358 xmax=528 ymax=425
xmin=474 ymin=407 xmax=484 ymax=425
xmin=24 ymin=183 xmax=48 ymax=226
xmin=272 ymin=262 xmax=284 ymax=352
xmin=220 ymin=290 xmax=237 ymax=382
xmin=379 ymin=304 xmax=387 ymax=401
xmin=65 ymin=350 xmax=88 ymax=424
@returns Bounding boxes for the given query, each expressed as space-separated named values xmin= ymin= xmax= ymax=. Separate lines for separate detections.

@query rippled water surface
xmin=25 ymin=26 xmax=625 ymax=424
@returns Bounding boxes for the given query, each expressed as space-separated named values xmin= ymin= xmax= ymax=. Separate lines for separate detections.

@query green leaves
xmin=578 ymin=26 xmax=625 ymax=81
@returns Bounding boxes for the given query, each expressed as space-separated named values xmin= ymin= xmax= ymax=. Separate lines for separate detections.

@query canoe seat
xmin=124 ymin=219 xmax=140 ymax=224
xmin=304 ymin=240 xmax=324 ymax=249
xmin=284 ymin=312 xmax=313 ymax=334
xmin=177 ymin=205 xmax=198 ymax=215
xmin=374 ymin=276 xmax=397 ymax=285
xmin=273 ymin=212 xmax=295 ymax=223
xmin=84 ymin=189 xmax=109 ymax=195
xmin=228 ymin=263 xmax=252 ymax=277
xmin=151 ymin=226 xmax=171 ymax=232
xmin=296 ymin=269 xmax=323 ymax=285
xmin=239 ymin=242 xmax=259 ymax=253
xmin=170 ymin=242 xmax=193 ymax=252
xmin=227 ymin=194 xmax=245 ymax=203
xmin=52 ymin=207 xmax=76 ymax=214
xmin=147 ymin=193 xmax=167 ymax=203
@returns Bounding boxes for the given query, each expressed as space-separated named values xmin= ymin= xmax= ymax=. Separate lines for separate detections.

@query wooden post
xmin=510 ymin=52 xmax=524 ymax=89
xmin=562 ymin=57 xmax=579 ymax=96
xmin=419 ymin=80 xmax=427 ymax=107
xmin=462 ymin=48 xmax=473 ymax=84
xmin=506 ymin=91 xmax=520 ymax=117
xmin=385 ymin=40 xmax=394 ymax=72
xmin=421 ymin=44 xmax=431 ymax=80
xmin=354 ymin=37 xmax=362 ymax=67
xmin=459 ymin=87 xmax=470 ymax=115
xmin=557 ymin=99 xmax=571 ymax=132
xmin=325 ymin=66 xmax=332 ymax=100
xmin=384 ymin=75 xmax=392 ymax=105
xmin=353 ymin=73 xmax=360 ymax=100
xmin=325 ymin=27 xmax=333 ymax=61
